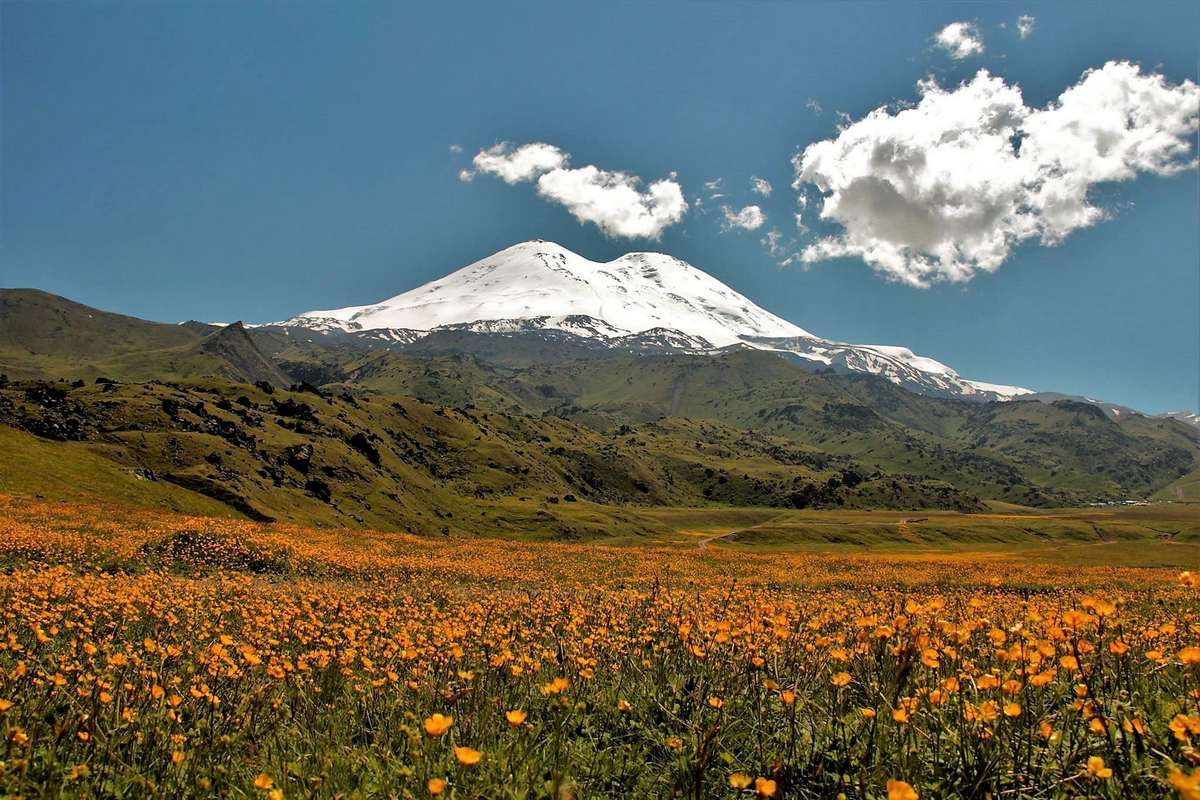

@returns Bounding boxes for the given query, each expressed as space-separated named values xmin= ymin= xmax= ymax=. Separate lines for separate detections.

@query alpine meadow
xmin=1 ymin=2 xmax=1199 ymax=799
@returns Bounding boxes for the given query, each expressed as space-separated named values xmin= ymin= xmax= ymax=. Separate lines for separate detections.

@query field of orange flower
xmin=0 ymin=494 xmax=1199 ymax=799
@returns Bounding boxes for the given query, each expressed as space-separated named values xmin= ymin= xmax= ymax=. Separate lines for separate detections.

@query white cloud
xmin=762 ymin=229 xmax=786 ymax=257
xmin=536 ymin=166 xmax=688 ymax=240
xmin=806 ymin=98 xmax=823 ymax=115
xmin=721 ymin=204 xmax=766 ymax=231
xmin=750 ymin=176 xmax=773 ymax=196
xmin=449 ymin=143 xmax=464 ymax=154
xmin=457 ymin=168 xmax=475 ymax=183
xmin=793 ymin=61 xmax=1200 ymax=287
xmin=935 ymin=22 xmax=985 ymax=59
xmin=1016 ymin=15 xmax=1035 ymax=39
xmin=471 ymin=141 xmax=569 ymax=184
xmin=465 ymin=141 xmax=687 ymax=239
xmin=703 ymin=178 xmax=723 ymax=192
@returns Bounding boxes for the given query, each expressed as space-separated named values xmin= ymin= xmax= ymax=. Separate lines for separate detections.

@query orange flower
xmin=1003 ymin=702 xmax=1021 ymax=718
xmin=540 ymin=677 xmax=569 ymax=696
xmin=424 ymin=713 xmax=454 ymax=737
xmin=254 ymin=773 xmax=274 ymax=790
xmin=831 ymin=671 xmax=851 ymax=687
xmin=505 ymin=709 xmax=527 ymax=727
xmin=887 ymin=779 xmax=919 ymax=800
xmin=454 ymin=746 xmax=482 ymax=766
xmin=1180 ymin=647 xmax=1200 ymax=666
xmin=427 ymin=778 xmax=448 ymax=796
xmin=617 ymin=699 xmax=632 ymax=713
xmin=779 ymin=690 xmax=796 ymax=706
xmin=1086 ymin=756 xmax=1112 ymax=779
xmin=707 ymin=696 xmax=724 ymax=709
xmin=1170 ymin=767 xmax=1200 ymax=800
xmin=754 ymin=777 xmax=777 ymax=797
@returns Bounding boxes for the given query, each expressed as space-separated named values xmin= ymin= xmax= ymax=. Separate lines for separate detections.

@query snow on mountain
xmin=284 ymin=241 xmax=809 ymax=347
xmin=280 ymin=240 xmax=1032 ymax=401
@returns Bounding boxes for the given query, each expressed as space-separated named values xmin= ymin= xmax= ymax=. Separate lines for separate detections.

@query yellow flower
xmin=707 ymin=696 xmax=724 ymax=709
xmin=505 ymin=709 xmax=527 ymax=727
xmin=729 ymin=772 xmax=753 ymax=789
xmin=540 ymin=677 xmax=569 ymax=696
xmin=427 ymin=778 xmax=448 ymax=796
xmin=1003 ymin=702 xmax=1021 ymax=718
xmin=454 ymin=746 xmax=482 ymax=766
xmin=423 ymin=713 xmax=454 ymax=737
xmin=831 ymin=671 xmax=851 ymax=687
xmin=1086 ymin=756 xmax=1112 ymax=779
xmin=617 ymin=698 xmax=633 ymax=713
xmin=254 ymin=773 xmax=274 ymax=790
xmin=887 ymin=780 xmax=919 ymax=800
xmin=0 ymin=699 xmax=13 ymax=712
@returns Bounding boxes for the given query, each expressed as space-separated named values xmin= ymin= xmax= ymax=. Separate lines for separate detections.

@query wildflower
xmin=172 ymin=750 xmax=185 ymax=764
xmin=708 ymin=696 xmax=724 ymax=709
xmin=754 ymin=777 xmax=777 ymax=797
xmin=540 ymin=677 xmax=569 ymax=696
xmin=1180 ymin=647 xmax=1200 ymax=665
xmin=666 ymin=736 xmax=683 ymax=750
xmin=831 ymin=671 xmax=851 ymax=687
xmin=428 ymin=778 xmax=448 ymax=796
xmin=454 ymin=747 xmax=482 ymax=766
xmin=1003 ymin=702 xmax=1021 ymax=718
xmin=424 ymin=713 xmax=454 ymax=736
xmin=780 ymin=690 xmax=796 ymax=706
xmin=1085 ymin=756 xmax=1112 ymax=779
xmin=0 ymin=699 xmax=13 ymax=712
xmin=617 ymin=699 xmax=632 ymax=712
xmin=505 ymin=710 xmax=527 ymax=727
xmin=887 ymin=779 xmax=919 ymax=800
xmin=254 ymin=773 xmax=274 ymax=790
xmin=1170 ymin=767 xmax=1200 ymax=799
xmin=730 ymin=773 xmax=753 ymax=789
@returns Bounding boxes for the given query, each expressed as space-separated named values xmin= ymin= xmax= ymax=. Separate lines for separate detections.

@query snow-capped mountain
xmin=279 ymin=240 xmax=1032 ymax=401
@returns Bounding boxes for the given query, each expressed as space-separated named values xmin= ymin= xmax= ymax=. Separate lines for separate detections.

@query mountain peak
xmin=285 ymin=241 xmax=810 ymax=346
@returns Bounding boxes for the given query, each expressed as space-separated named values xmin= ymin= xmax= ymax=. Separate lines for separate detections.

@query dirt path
xmin=696 ymin=515 xmax=785 ymax=549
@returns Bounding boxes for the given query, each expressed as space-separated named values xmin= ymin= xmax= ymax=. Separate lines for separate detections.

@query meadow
xmin=1 ymin=494 xmax=1199 ymax=798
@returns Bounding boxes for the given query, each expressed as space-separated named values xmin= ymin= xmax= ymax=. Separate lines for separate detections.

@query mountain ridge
xmin=277 ymin=240 xmax=1033 ymax=402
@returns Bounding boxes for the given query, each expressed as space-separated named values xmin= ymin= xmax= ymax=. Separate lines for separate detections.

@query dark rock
xmin=348 ymin=432 xmax=381 ymax=465
xmin=285 ymin=443 xmax=314 ymax=474
xmin=305 ymin=478 xmax=332 ymax=503
xmin=254 ymin=381 xmax=275 ymax=395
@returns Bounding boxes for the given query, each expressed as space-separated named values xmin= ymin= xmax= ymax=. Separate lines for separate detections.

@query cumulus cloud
xmin=721 ymin=204 xmax=766 ymax=231
xmin=457 ymin=169 xmax=475 ymax=183
xmin=468 ymin=141 xmax=569 ymax=184
xmin=448 ymin=143 xmax=464 ymax=154
xmin=751 ymin=176 xmax=773 ymax=196
xmin=1016 ymin=15 xmax=1035 ymax=39
xmin=464 ymin=141 xmax=687 ymax=239
xmin=935 ymin=22 xmax=985 ymax=59
xmin=793 ymin=61 xmax=1200 ymax=286
xmin=536 ymin=167 xmax=688 ymax=240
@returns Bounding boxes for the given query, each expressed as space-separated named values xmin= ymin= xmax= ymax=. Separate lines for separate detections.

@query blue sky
xmin=2 ymin=1 xmax=1197 ymax=413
